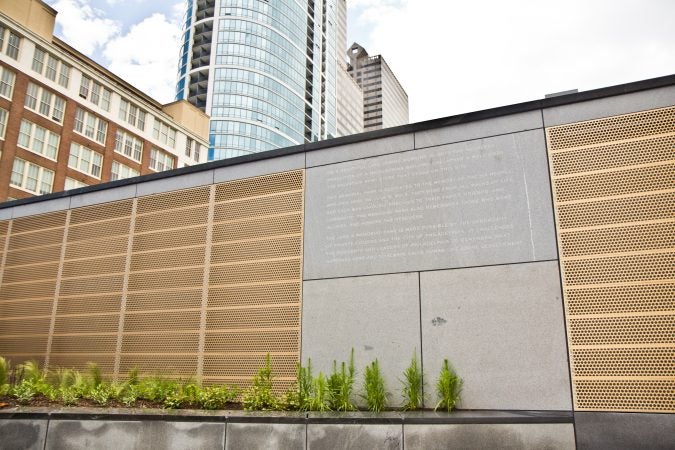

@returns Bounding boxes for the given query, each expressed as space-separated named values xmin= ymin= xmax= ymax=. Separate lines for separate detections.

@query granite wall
xmin=301 ymin=110 xmax=571 ymax=410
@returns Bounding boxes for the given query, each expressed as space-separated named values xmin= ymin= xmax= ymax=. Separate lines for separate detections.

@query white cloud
xmin=102 ymin=10 xmax=183 ymax=102
xmin=50 ymin=0 xmax=675 ymax=117
xmin=51 ymin=0 xmax=120 ymax=54
xmin=170 ymin=1 xmax=187 ymax=22
xmin=350 ymin=0 xmax=675 ymax=122
xmin=50 ymin=0 xmax=185 ymax=103
xmin=348 ymin=0 xmax=406 ymax=26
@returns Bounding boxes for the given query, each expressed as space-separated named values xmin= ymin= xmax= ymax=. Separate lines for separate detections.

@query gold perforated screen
xmin=546 ymin=107 xmax=675 ymax=413
xmin=0 ymin=170 xmax=305 ymax=390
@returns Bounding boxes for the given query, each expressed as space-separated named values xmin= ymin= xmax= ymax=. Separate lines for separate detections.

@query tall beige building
xmin=347 ymin=43 xmax=408 ymax=131
xmin=336 ymin=61 xmax=364 ymax=137
xmin=335 ymin=0 xmax=363 ymax=137
xmin=0 ymin=0 xmax=209 ymax=202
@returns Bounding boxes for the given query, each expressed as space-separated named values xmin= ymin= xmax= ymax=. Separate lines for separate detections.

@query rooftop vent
xmin=545 ymin=89 xmax=579 ymax=98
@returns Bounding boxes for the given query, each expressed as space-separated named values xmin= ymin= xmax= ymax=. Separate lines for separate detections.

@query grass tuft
xmin=401 ymin=351 xmax=424 ymax=410
xmin=362 ymin=359 xmax=388 ymax=413
xmin=328 ymin=349 xmax=357 ymax=411
xmin=309 ymin=372 xmax=331 ymax=411
xmin=434 ymin=359 xmax=462 ymax=412
xmin=296 ymin=359 xmax=313 ymax=411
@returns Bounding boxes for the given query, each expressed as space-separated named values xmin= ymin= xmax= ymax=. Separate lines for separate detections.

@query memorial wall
xmin=0 ymin=77 xmax=673 ymax=447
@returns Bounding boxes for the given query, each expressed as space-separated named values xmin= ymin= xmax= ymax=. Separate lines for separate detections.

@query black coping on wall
xmin=0 ymin=408 xmax=573 ymax=424
xmin=1 ymin=73 xmax=673 ymax=211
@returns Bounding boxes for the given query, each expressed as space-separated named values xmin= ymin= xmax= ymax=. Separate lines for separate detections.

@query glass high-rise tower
xmin=176 ymin=0 xmax=341 ymax=160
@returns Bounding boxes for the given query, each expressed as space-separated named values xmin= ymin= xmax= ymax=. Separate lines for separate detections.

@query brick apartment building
xmin=0 ymin=0 xmax=209 ymax=202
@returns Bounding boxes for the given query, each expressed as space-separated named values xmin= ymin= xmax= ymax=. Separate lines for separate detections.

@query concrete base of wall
xmin=574 ymin=412 xmax=675 ymax=450
xmin=5 ymin=408 xmax=675 ymax=449
xmin=0 ymin=419 xmax=48 ymax=450
xmin=405 ymin=424 xmax=575 ymax=450
xmin=0 ymin=408 xmax=576 ymax=450
xmin=45 ymin=420 xmax=226 ymax=450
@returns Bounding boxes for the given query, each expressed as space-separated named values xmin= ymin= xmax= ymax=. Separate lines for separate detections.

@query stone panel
xmin=575 ymin=412 xmax=675 ymax=450
xmin=136 ymin=170 xmax=214 ymax=196
xmin=0 ymin=419 xmax=48 ymax=450
xmin=414 ymin=110 xmax=542 ymax=149
xmin=543 ymin=85 xmax=675 ymax=127
xmin=69 ymin=184 xmax=137 ymax=209
xmin=307 ymin=424 xmax=402 ymax=450
xmin=225 ymin=423 xmax=305 ymax=450
xmin=420 ymin=262 xmax=572 ymax=410
xmin=213 ymin=153 xmax=305 ymax=183
xmin=302 ymin=273 xmax=420 ymax=407
xmin=0 ymin=207 xmax=12 ymax=220
xmin=11 ymin=197 xmax=70 ymax=219
xmin=304 ymin=130 xmax=556 ymax=279
xmin=306 ymin=134 xmax=414 ymax=167
xmin=45 ymin=420 xmax=225 ymax=450
xmin=404 ymin=424 xmax=575 ymax=450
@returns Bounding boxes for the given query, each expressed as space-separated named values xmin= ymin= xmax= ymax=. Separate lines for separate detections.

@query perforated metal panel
xmin=119 ymin=185 xmax=205 ymax=381
xmin=0 ymin=170 xmax=304 ymax=388
xmin=206 ymin=171 xmax=304 ymax=390
xmin=546 ymin=106 xmax=675 ymax=413
xmin=0 ymin=211 xmax=66 ymax=367
xmin=52 ymin=200 xmax=131 ymax=376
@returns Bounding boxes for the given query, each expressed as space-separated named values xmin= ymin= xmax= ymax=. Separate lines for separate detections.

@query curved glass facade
xmin=177 ymin=0 xmax=340 ymax=161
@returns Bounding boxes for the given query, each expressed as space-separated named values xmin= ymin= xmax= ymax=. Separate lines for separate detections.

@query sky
xmin=45 ymin=0 xmax=675 ymax=123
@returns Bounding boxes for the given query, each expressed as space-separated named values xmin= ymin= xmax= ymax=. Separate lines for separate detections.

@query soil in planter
xmin=0 ymin=395 xmax=242 ymax=411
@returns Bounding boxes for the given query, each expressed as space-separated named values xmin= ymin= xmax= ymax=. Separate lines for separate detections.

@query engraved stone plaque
xmin=304 ymin=130 xmax=556 ymax=279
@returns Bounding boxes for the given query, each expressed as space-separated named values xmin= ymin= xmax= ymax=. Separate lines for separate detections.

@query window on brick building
xmin=17 ymin=119 xmax=60 ymax=160
xmin=74 ymin=108 xmax=108 ymax=145
xmin=24 ymin=82 xmax=66 ymax=123
xmin=114 ymin=130 xmax=143 ymax=162
xmin=0 ymin=66 xmax=15 ymax=99
xmin=119 ymin=99 xmax=147 ymax=131
xmin=149 ymin=147 xmax=175 ymax=172
xmin=111 ymin=160 xmax=139 ymax=181
xmin=68 ymin=142 xmax=103 ymax=178
xmin=10 ymin=158 xmax=54 ymax=195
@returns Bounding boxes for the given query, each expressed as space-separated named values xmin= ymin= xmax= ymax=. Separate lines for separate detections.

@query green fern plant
xmin=19 ymin=360 xmax=44 ymax=383
xmin=126 ymin=368 xmax=140 ymax=386
xmin=59 ymin=387 xmax=80 ymax=406
xmin=138 ymin=377 xmax=179 ymax=403
xmin=49 ymin=368 xmax=75 ymax=390
xmin=89 ymin=384 xmax=115 ymax=406
xmin=12 ymin=380 xmax=38 ymax=404
xmin=85 ymin=362 xmax=103 ymax=388
xmin=0 ymin=356 xmax=10 ymax=395
xmin=401 ymin=351 xmax=424 ymax=410
xmin=71 ymin=370 xmax=88 ymax=397
xmin=15 ymin=360 xmax=54 ymax=400
xmin=434 ymin=359 xmax=462 ymax=412
xmin=198 ymin=385 xmax=238 ymax=410
xmin=120 ymin=384 xmax=142 ymax=407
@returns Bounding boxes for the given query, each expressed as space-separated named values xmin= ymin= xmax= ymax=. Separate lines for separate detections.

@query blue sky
xmin=46 ymin=0 xmax=675 ymax=122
